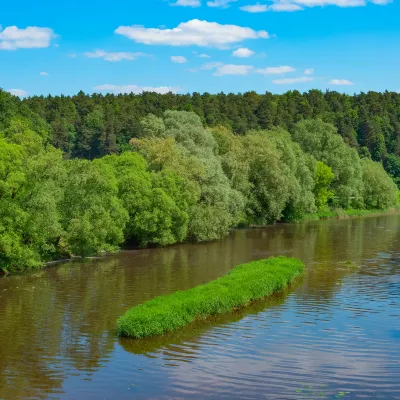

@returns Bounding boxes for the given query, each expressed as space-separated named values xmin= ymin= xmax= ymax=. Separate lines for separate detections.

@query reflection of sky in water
xmin=59 ymin=254 xmax=400 ymax=399
xmin=1 ymin=215 xmax=400 ymax=399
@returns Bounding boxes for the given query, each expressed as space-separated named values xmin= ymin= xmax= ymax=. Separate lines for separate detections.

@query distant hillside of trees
xmin=19 ymin=89 xmax=400 ymax=184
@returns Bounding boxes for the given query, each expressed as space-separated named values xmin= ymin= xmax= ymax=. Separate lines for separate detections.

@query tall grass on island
xmin=117 ymin=256 xmax=305 ymax=339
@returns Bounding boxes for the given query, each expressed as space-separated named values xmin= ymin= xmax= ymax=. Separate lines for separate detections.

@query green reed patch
xmin=117 ymin=256 xmax=305 ymax=339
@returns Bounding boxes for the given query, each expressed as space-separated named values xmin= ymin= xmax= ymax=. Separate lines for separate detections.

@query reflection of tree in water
xmin=0 ymin=214 xmax=399 ymax=399
xmin=0 ymin=258 xmax=127 ymax=399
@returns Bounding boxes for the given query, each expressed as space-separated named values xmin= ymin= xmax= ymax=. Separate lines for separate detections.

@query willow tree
xmin=293 ymin=119 xmax=363 ymax=208
xmin=361 ymin=159 xmax=398 ymax=209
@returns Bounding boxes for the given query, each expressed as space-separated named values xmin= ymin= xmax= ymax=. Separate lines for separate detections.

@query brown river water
xmin=0 ymin=215 xmax=399 ymax=399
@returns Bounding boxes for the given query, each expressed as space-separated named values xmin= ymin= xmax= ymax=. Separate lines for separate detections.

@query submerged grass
xmin=117 ymin=256 xmax=304 ymax=339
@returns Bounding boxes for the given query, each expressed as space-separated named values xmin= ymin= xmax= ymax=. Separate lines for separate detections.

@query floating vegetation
xmin=117 ymin=257 xmax=304 ymax=339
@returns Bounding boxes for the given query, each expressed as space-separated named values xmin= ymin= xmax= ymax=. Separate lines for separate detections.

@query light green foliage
xmin=100 ymin=152 xmax=192 ymax=246
xmin=60 ymin=159 xmax=128 ymax=256
xmin=266 ymin=128 xmax=316 ymax=220
xmin=313 ymin=162 xmax=335 ymax=209
xmin=293 ymin=119 xmax=363 ymax=208
xmin=163 ymin=110 xmax=217 ymax=153
xmin=139 ymin=114 xmax=166 ymax=138
xmin=0 ymin=129 xmax=65 ymax=272
xmin=136 ymin=111 xmax=245 ymax=241
xmin=242 ymin=133 xmax=294 ymax=223
xmin=211 ymin=126 xmax=252 ymax=201
xmin=361 ymin=159 xmax=398 ymax=209
xmin=117 ymin=256 xmax=305 ymax=338
xmin=212 ymin=126 xmax=316 ymax=223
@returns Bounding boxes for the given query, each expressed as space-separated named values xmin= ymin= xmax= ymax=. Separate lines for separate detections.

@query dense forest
xmin=20 ymin=89 xmax=400 ymax=185
xmin=0 ymin=88 xmax=399 ymax=272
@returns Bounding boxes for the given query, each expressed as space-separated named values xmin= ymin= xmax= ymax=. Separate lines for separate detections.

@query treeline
xmin=0 ymin=86 xmax=398 ymax=272
xmin=19 ymin=89 xmax=400 ymax=185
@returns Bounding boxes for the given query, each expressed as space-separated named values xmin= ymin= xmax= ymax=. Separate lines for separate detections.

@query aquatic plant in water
xmin=117 ymin=256 xmax=304 ymax=338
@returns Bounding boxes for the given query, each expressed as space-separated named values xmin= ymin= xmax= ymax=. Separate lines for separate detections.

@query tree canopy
xmin=0 ymin=89 xmax=399 ymax=272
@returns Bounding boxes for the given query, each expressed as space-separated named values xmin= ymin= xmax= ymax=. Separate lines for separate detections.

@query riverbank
xmin=301 ymin=207 xmax=400 ymax=221
xmin=2 ymin=208 xmax=399 ymax=277
xmin=116 ymin=256 xmax=304 ymax=339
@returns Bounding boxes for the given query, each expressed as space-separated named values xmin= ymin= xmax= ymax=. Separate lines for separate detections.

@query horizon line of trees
xmin=0 ymin=87 xmax=398 ymax=272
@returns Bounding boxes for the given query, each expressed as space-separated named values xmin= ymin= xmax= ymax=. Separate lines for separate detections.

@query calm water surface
xmin=0 ymin=215 xmax=399 ymax=399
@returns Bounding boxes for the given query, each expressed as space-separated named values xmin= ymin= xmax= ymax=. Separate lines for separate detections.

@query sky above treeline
xmin=1 ymin=0 xmax=399 ymax=97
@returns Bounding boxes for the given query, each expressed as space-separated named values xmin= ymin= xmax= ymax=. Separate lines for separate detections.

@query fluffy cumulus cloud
xmin=0 ymin=26 xmax=56 ymax=50
xmin=199 ymin=53 xmax=211 ymax=58
xmin=115 ymin=19 xmax=269 ymax=48
xmin=84 ymin=49 xmax=149 ymax=62
xmin=207 ymin=0 xmax=237 ymax=7
xmin=241 ymin=0 xmax=391 ymax=13
xmin=171 ymin=55 xmax=188 ymax=63
xmin=7 ymin=89 xmax=29 ymax=97
xmin=272 ymin=76 xmax=315 ymax=84
xmin=94 ymin=84 xmax=182 ymax=94
xmin=171 ymin=0 xmax=201 ymax=6
xmin=304 ymin=68 xmax=314 ymax=75
xmin=40 ymin=71 xmax=48 ymax=76
xmin=329 ymin=79 xmax=354 ymax=85
xmin=232 ymin=47 xmax=255 ymax=58
xmin=256 ymin=66 xmax=296 ymax=74
xmin=214 ymin=64 xmax=254 ymax=76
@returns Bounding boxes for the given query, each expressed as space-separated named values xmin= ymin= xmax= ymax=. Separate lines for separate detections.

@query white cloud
xmin=40 ymin=71 xmax=48 ymax=76
xmin=188 ymin=61 xmax=224 ymax=72
xmin=214 ymin=64 xmax=254 ymax=76
xmin=272 ymin=76 xmax=315 ymax=84
xmin=94 ymin=84 xmax=182 ymax=94
xmin=293 ymin=0 xmax=365 ymax=6
xmin=207 ymin=0 xmax=237 ymax=7
xmin=370 ymin=0 xmax=392 ymax=4
xmin=232 ymin=47 xmax=255 ymax=58
xmin=171 ymin=55 xmax=188 ymax=63
xmin=199 ymin=53 xmax=211 ymax=58
xmin=0 ymin=26 xmax=56 ymax=50
xmin=68 ymin=53 xmax=77 ymax=58
xmin=243 ymin=0 xmax=391 ymax=13
xmin=256 ymin=66 xmax=296 ymax=74
xmin=329 ymin=79 xmax=354 ymax=85
xmin=171 ymin=0 xmax=201 ymax=6
xmin=84 ymin=49 xmax=149 ymax=62
xmin=304 ymin=68 xmax=314 ymax=75
xmin=7 ymin=89 xmax=29 ymax=97
xmin=240 ymin=3 xmax=268 ymax=12
xmin=202 ymin=62 xmax=224 ymax=69
xmin=115 ymin=19 xmax=269 ymax=48
xmin=268 ymin=2 xmax=304 ymax=11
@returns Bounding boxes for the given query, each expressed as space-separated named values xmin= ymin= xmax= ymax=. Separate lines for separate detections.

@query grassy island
xmin=117 ymin=256 xmax=305 ymax=339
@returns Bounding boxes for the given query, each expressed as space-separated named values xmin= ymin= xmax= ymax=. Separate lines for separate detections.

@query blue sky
xmin=1 ymin=0 xmax=399 ymax=97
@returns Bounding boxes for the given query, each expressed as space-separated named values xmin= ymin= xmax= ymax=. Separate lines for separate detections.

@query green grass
xmin=117 ymin=256 xmax=304 ymax=339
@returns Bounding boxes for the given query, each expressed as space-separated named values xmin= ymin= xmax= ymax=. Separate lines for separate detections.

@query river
xmin=0 ymin=215 xmax=399 ymax=399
